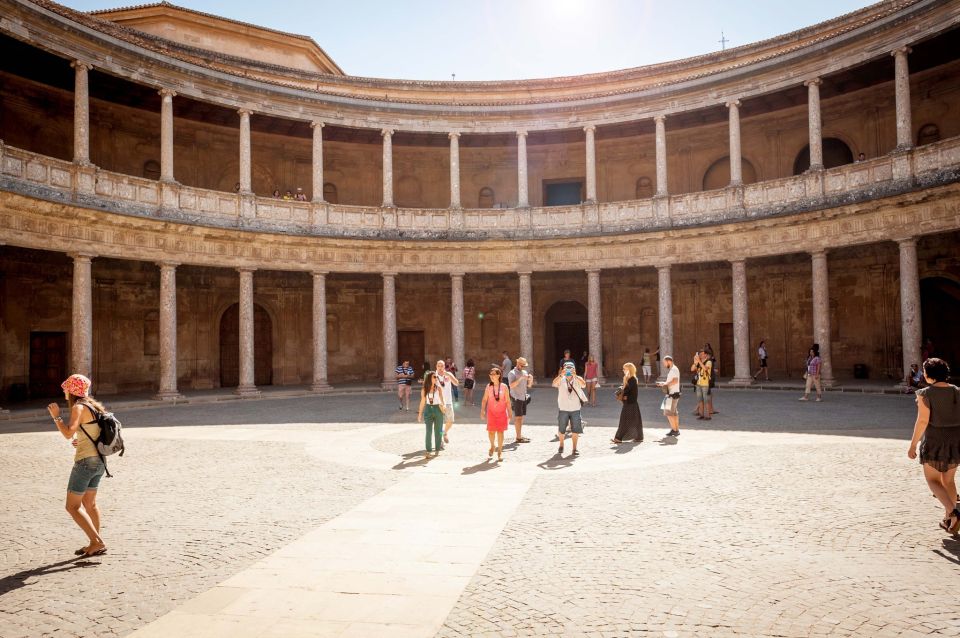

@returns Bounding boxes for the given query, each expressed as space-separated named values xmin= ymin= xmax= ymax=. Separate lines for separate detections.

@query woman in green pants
xmin=417 ymin=371 xmax=446 ymax=457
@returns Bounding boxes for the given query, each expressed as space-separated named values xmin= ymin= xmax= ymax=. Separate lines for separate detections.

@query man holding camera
xmin=553 ymin=360 xmax=587 ymax=456
xmin=508 ymin=357 xmax=534 ymax=443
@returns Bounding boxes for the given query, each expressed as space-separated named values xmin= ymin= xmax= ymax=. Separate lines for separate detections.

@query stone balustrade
xmin=2 ymin=136 xmax=959 ymax=241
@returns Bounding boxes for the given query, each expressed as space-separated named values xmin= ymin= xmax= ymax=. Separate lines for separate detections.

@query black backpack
xmin=79 ymin=402 xmax=125 ymax=478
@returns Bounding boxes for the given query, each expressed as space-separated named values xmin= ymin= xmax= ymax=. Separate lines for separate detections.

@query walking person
xmin=691 ymin=350 xmax=712 ymax=420
xmin=46 ymin=374 xmax=108 ymax=558
xmin=507 ymin=357 xmax=534 ymax=443
xmin=657 ymin=355 xmax=682 ymax=437
xmin=641 ymin=348 xmax=653 ymax=384
xmin=584 ymin=354 xmax=600 ymax=407
xmin=612 ymin=363 xmax=643 ymax=444
xmin=553 ymin=361 xmax=587 ymax=456
xmin=417 ymin=371 xmax=445 ymax=457
xmin=395 ymin=359 xmax=415 ymax=410
xmin=434 ymin=360 xmax=459 ymax=443
xmin=753 ymin=340 xmax=770 ymax=381
xmin=907 ymin=358 xmax=960 ymax=533
xmin=481 ymin=366 xmax=513 ymax=462
xmin=501 ymin=351 xmax=512 ymax=374
xmin=799 ymin=347 xmax=823 ymax=401
xmin=462 ymin=358 xmax=477 ymax=405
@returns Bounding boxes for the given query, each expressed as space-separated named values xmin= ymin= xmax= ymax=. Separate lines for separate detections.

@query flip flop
xmin=81 ymin=547 xmax=107 ymax=558
xmin=74 ymin=547 xmax=87 ymax=556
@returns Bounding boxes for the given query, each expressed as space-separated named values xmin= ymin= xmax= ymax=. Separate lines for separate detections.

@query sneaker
xmin=558 ymin=445 xmax=564 ymax=454
xmin=572 ymin=450 xmax=580 ymax=457
xmin=799 ymin=397 xmax=809 ymax=401
xmin=815 ymin=397 xmax=822 ymax=402
xmin=672 ymin=429 xmax=680 ymax=437
xmin=666 ymin=429 xmax=678 ymax=437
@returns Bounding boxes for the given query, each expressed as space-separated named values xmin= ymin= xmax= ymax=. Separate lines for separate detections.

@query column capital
xmin=729 ymin=258 xmax=747 ymax=266
xmin=236 ymin=266 xmax=257 ymax=274
xmin=583 ymin=124 xmax=596 ymax=134
xmin=516 ymin=130 xmax=528 ymax=139
xmin=382 ymin=271 xmax=397 ymax=279
xmin=725 ymin=99 xmax=741 ymax=109
xmin=70 ymin=60 xmax=93 ymax=71
xmin=237 ymin=108 xmax=253 ymax=117
xmin=310 ymin=120 xmax=325 ymax=130
xmin=311 ymin=270 xmax=329 ymax=278
xmin=896 ymin=236 xmax=917 ymax=248
xmin=654 ymin=114 xmax=667 ymax=124
xmin=381 ymin=128 xmax=394 ymax=137
xmin=892 ymin=46 xmax=913 ymax=57
xmin=158 ymin=88 xmax=177 ymax=98
xmin=656 ymin=263 xmax=673 ymax=272
xmin=803 ymin=77 xmax=821 ymax=88
xmin=810 ymin=249 xmax=829 ymax=259
xmin=517 ymin=270 xmax=533 ymax=277
xmin=157 ymin=260 xmax=180 ymax=269
xmin=585 ymin=268 xmax=602 ymax=275
xmin=448 ymin=131 xmax=461 ymax=140
xmin=450 ymin=272 xmax=465 ymax=279
xmin=69 ymin=252 xmax=97 ymax=262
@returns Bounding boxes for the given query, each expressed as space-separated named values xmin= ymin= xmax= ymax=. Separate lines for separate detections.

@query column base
xmin=310 ymin=382 xmax=333 ymax=393
xmin=235 ymin=385 xmax=261 ymax=398
xmin=154 ymin=390 xmax=184 ymax=402
xmin=727 ymin=376 xmax=754 ymax=387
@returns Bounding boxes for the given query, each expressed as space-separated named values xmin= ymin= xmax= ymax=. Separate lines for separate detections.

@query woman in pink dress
xmin=481 ymin=366 xmax=513 ymax=462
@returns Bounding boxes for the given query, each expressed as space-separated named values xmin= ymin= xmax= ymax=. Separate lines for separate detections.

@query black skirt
xmin=920 ymin=425 xmax=960 ymax=472
xmin=614 ymin=402 xmax=643 ymax=441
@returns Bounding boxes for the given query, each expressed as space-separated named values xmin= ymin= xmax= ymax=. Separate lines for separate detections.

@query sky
xmin=60 ymin=0 xmax=879 ymax=81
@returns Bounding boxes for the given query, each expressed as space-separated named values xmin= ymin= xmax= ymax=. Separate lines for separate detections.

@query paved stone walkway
xmin=1 ymin=390 xmax=957 ymax=637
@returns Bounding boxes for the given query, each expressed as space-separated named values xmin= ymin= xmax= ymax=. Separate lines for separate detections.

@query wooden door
xmin=397 ymin=330 xmax=425 ymax=380
xmin=718 ymin=323 xmax=734 ymax=379
xmin=29 ymin=332 xmax=67 ymax=398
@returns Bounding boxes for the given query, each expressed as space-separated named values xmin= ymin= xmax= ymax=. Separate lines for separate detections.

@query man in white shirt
xmin=507 ymin=357 xmax=534 ymax=443
xmin=435 ymin=360 xmax=459 ymax=444
xmin=552 ymin=360 xmax=586 ymax=456
xmin=657 ymin=355 xmax=681 ymax=437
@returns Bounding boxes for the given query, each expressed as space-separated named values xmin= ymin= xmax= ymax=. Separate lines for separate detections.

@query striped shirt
xmin=395 ymin=365 xmax=414 ymax=385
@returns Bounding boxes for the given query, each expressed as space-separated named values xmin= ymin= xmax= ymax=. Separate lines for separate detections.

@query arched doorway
xmin=543 ymin=301 xmax=588 ymax=376
xmin=792 ymin=138 xmax=854 ymax=175
xmin=920 ymin=277 xmax=960 ymax=369
xmin=219 ymin=303 xmax=273 ymax=388
xmin=702 ymin=157 xmax=758 ymax=190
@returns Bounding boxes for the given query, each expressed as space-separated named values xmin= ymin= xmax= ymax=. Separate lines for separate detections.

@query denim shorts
xmin=695 ymin=385 xmax=710 ymax=401
xmin=67 ymin=456 xmax=105 ymax=495
xmin=557 ymin=410 xmax=583 ymax=434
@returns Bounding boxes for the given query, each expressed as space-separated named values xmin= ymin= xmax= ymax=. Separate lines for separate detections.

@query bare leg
xmin=940 ymin=466 xmax=958 ymax=508
xmin=497 ymin=431 xmax=504 ymax=458
xmin=668 ymin=413 xmax=679 ymax=433
xmin=81 ymin=490 xmax=101 ymax=534
xmin=571 ymin=432 xmax=579 ymax=453
xmin=66 ymin=492 xmax=104 ymax=549
xmin=514 ymin=416 xmax=524 ymax=441
xmin=487 ymin=431 xmax=495 ymax=457
xmin=923 ymin=464 xmax=957 ymax=516
xmin=558 ymin=429 xmax=566 ymax=452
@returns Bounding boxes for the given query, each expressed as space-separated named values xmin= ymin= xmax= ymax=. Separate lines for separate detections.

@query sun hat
xmin=662 ymin=355 xmax=674 ymax=361
xmin=61 ymin=374 xmax=92 ymax=398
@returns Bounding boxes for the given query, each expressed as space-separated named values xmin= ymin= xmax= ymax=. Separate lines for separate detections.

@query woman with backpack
xmin=47 ymin=374 xmax=108 ymax=558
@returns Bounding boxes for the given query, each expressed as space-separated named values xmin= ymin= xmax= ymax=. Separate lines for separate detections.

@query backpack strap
xmin=76 ymin=402 xmax=111 ymax=478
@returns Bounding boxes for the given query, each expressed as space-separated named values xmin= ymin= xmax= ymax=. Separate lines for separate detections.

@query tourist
xmin=271 ymin=188 xmax=281 ymax=198
xmin=580 ymin=350 xmax=589 ymax=375
xmin=657 ymin=355 xmax=681 ymax=437
xmin=641 ymin=347 xmax=653 ymax=384
xmin=508 ymin=357 xmax=534 ymax=443
xmin=559 ymin=349 xmax=576 ymax=370
xmin=283 ymin=190 xmax=293 ymax=200
xmin=654 ymin=346 xmax=661 ymax=378
xmin=480 ymin=366 xmax=512 ymax=462
xmin=501 ymin=351 xmax=512 ymax=374
xmin=46 ymin=374 xmax=108 ymax=558
xmin=907 ymin=358 xmax=960 ymax=533
xmin=691 ymin=350 xmax=712 ymax=420
xmin=799 ymin=347 xmax=823 ymax=401
xmin=584 ymin=354 xmax=600 ymax=407
xmin=553 ymin=361 xmax=586 ymax=456
xmin=753 ymin=339 xmax=770 ymax=381
xmin=395 ymin=359 xmax=414 ymax=410
xmin=463 ymin=358 xmax=476 ymax=405
xmin=417 ymin=371 xmax=444 ymax=457
xmin=435 ymin=359 xmax=459 ymax=443
xmin=612 ymin=362 xmax=643 ymax=444
xmin=856 ymin=152 xmax=866 ymax=162
xmin=294 ymin=187 xmax=307 ymax=201
xmin=905 ymin=363 xmax=925 ymax=393
xmin=445 ymin=357 xmax=459 ymax=403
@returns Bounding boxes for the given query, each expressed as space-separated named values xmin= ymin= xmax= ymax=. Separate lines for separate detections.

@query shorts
xmin=443 ymin=403 xmax=455 ymax=422
xmin=557 ymin=410 xmax=583 ymax=434
xmin=68 ymin=456 xmax=105 ymax=495
xmin=586 ymin=378 xmax=598 ymax=384
xmin=463 ymin=379 xmax=475 ymax=390
xmin=642 ymin=365 xmax=652 ymax=376
xmin=662 ymin=395 xmax=679 ymax=417
xmin=397 ymin=384 xmax=411 ymax=397
xmin=760 ymin=358 xmax=768 ymax=368
xmin=511 ymin=396 xmax=527 ymax=417
xmin=695 ymin=385 xmax=710 ymax=401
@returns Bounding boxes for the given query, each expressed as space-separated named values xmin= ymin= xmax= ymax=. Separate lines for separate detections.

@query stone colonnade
xmin=64 ymin=46 xmax=916 ymax=204
xmin=55 ymin=240 xmax=924 ymax=397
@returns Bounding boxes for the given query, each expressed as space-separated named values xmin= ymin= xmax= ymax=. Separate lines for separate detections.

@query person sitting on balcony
xmin=271 ymin=188 xmax=281 ymax=198
xmin=295 ymin=187 xmax=307 ymax=201
xmin=282 ymin=190 xmax=294 ymax=200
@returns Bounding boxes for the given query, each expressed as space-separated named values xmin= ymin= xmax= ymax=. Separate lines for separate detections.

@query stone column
xmin=892 ymin=47 xmax=913 ymax=150
xmin=381 ymin=273 xmax=397 ymax=388
xmin=451 ymin=273 xmax=465 ymax=377
xmin=70 ymin=253 xmax=95 ymax=378
xmin=657 ymin=265 xmax=674 ymax=380
xmin=730 ymin=260 xmax=753 ymax=385
xmin=381 ymin=128 xmax=394 ymax=207
xmin=311 ymin=271 xmax=331 ymax=391
xmin=158 ymin=88 xmax=176 ymax=182
xmin=654 ymin=115 xmax=668 ymax=197
xmin=811 ymin=251 xmax=836 ymax=386
xmin=584 ymin=125 xmax=597 ymax=203
xmin=726 ymin=100 xmax=742 ymax=186
xmin=517 ymin=130 xmax=529 ymax=208
xmin=898 ymin=238 xmax=922 ymax=379
xmin=805 ymin=78 xmax=823 ymax=171
xmin=586 ymin=269 xmax=604 ymax=380
xmin=238 ymin=109 xmax=252 ymax=194
xmin=311 ymin=121 xmax=324 ymax=203
xmin=71 ymin=61 xmax=92 ymax=166
xmin=155 ymin=262 xmax=182 ymax=400
xmin=518 ymin=271 xmax=533 ymax=371
xmin=236 ymin=268 xmax=259 ymax=396
xmin=449 ymin=132 xmax=461 ymax=209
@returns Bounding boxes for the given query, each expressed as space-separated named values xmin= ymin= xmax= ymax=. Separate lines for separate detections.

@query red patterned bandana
xmin=61 ymin=374 xmax=91 ymax=398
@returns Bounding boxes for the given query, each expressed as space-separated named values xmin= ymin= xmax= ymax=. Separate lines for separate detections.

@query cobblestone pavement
xmin=3 ymin=390 xmax=956 ymax=637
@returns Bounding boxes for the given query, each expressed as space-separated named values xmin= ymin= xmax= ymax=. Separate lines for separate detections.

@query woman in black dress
xmin=908 ymin=358 xmax=960 ymax=533
xmin=612 ymin=362 xmax=643 ymax=444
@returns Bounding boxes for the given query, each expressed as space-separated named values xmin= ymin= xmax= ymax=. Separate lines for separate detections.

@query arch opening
xmin=543 ymin=300 xmax=588 ymax=376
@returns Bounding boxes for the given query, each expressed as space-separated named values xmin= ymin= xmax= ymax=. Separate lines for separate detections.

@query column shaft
xmin=156 ymin=262 xmax=181 ymax=399
xmin=449 ymin=133 xmax=461 ymax=208
xmin=586 ymin=269 xmax=604 ymax=380
xmin=518 ymin=272 xmax=533 ymax=371
xmin=654 ymin=116 xmax=668 ymax=197
xmin=238 ymin=110 xmax=252 ymax=194
xmin=517 ymin=131 xmax=529 ymax=207
xmin=382 ymin=129 xmax=394 ymax=207
xmin=893 ymin=47 xmax=913 ymax=150
xmin=70 ymin=254 xmax=94 ymax=378
xmin=730 ymin=260 xmax=752 ymax=384
xmin=311 ymin=121 xmax=325 ymax=203
xmin=312 ymin=272 xmax=331 ymax=391
xmin=805 ymin=79 xmax=823 ymax=170
xmin=584 ymin=125 xmax=597 ymax=203
xmin=159 ymin=89 xmax=176 ymax=182
xmin=898 ymin=239 xmax=922 ymax=379
xmin=657 ymin=265 xmax=674 ymax=380
xmin=236 ymin=268 xmax=259 ymax=395
xmin=727 ymin=100 xmax=742 ymax=186
xmin=811 ymin=251 xmax=835 ymax=386
xmin=72 ymin=61 xmax=91 ymax=165
xmin=382 ymin=273 xmax=398 ymax=388
xmin=451 ymin=274 xmax=465 ymax=378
